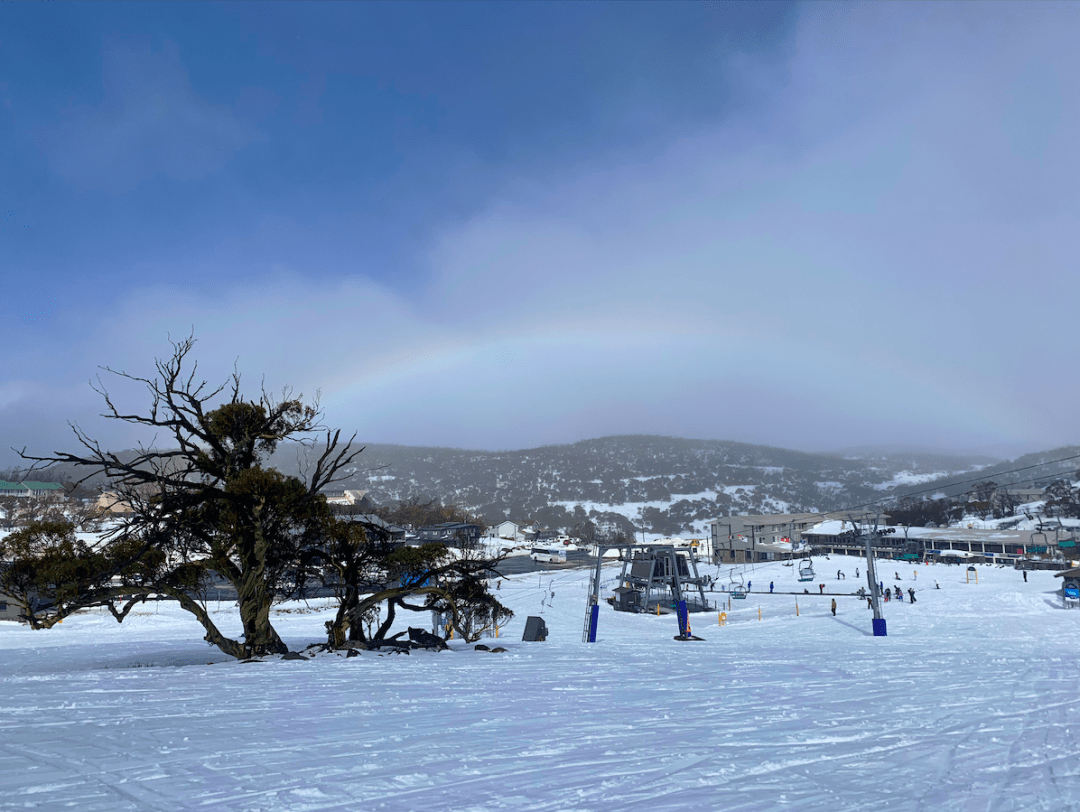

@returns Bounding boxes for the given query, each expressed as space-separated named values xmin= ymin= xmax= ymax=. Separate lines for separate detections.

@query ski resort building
xmin=803 ymin=520 xmax=1078 ymax=564
xmin=708 ymin=512 xmax=879 ymax=563
xmin=0 ymin=481 xmax=63 ymax=499
xmin=0 ymin=589 xmax=21 ymax=622
xmin=319 ymin=489 xmax=367 ymax=506
xmin=413 ymin=522 xmax=484 ymax=548
xmin=486 ymin=521 xmax=537 ymax=544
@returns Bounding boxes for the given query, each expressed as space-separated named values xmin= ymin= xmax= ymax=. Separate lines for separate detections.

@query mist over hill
xmin=267 ymin=435 xmax=1003 ymax=536
xmin=17 ymin=435 xmax=1076 ymax=538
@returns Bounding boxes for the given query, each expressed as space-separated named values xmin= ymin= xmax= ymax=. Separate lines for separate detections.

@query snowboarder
xmin=831 ymin=598 xmax=837 ymax=617
xmin=769 ymin=581 xmax=774 ymax=593
xmin=896 ymin=589 xmax=903 ymax=602
xmin=895 ymin=572 xmax=900 ymax=580
xmin=838 ymin=569 xmax=842 ymax=580
xmin=935 ymin=580 xmax=940 ymax=589
xmin=908 ymin=587 xmax=916 ymax=603
xmin=819 ymin=583 xmax=825 ymax=594
xmin=856 ymin=568 xmax=860 ymax=579
xmin=1023 ymin=570 xmax=1028 ymax=583
xmin=885 ymin=587 xmax=892 ymax=601
xmin=747 ymin=581 xmax=752 ymax=592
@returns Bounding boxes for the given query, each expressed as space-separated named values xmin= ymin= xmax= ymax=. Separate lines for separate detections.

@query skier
xmin=885 ymin=587 xmax=892 ymax=601
xmin=819 ymin=583 xmax=825 ymax=594
xmin=769 ymin=581 xmax=774 ymax=593
xmin=908 ymin=587 xmax=916 ymax=603
xmin=896 ymin=588 xmax=903 ymax=602
xmin=747 ymin=580 xmax=752 ymax=592
xmin=831 ymin=598 xmax=837 ymax=617
xmin=1023 ymin=570 xmax=1028 ymax=583
xmin=856 ymin=567 xmax=860 ymax=579
xmin=838 ymin=569 xmax=842 ymax=580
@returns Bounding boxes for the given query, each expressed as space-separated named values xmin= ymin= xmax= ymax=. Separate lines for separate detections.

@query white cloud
xmin=6 ymin=4 xmax=1079 ymax=464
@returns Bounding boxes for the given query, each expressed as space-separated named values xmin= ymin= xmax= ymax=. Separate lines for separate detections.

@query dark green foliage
xmin=0 ymin=520 xmax=154 ymax=628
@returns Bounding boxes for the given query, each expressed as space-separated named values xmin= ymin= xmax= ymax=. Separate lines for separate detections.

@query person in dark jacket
xmin=908 ymin=587 xmax=916 ymax=603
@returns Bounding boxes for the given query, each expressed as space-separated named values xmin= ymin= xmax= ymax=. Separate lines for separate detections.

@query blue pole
xmin=587 ymin=604 xmax=600 ymax=642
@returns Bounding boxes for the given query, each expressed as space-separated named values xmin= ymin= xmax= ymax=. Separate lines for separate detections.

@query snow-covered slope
xmin=1 ymin=555 xmax=1078 ymax=810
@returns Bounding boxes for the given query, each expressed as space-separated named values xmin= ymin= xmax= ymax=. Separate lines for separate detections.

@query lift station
xmin=610 ymin=544 xmax=712 ymax=615
xmin=584 ymin=543 xmax=712 ymax=642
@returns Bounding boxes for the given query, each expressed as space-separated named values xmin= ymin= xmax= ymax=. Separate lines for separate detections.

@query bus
xmin=530 ymin=547 xmax=568 ymax=564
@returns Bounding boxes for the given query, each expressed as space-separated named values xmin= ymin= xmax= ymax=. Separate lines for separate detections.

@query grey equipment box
xmin=522 ymin=615 xmax=548 ymax=641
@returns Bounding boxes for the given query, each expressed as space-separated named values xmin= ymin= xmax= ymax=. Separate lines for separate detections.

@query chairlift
xmin=729 ymin=570 xmax=747 ymax=600
xmin=798 ymin=558 xmax=815 ymax=582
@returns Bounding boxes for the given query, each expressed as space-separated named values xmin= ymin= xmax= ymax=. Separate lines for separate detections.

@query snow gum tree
xmin=19 ymin=336 xmax=362 ymax=659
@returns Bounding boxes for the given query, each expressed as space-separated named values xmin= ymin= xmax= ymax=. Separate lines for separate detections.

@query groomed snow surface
xmin=2 ymin=555 xmax=1078 ymax=811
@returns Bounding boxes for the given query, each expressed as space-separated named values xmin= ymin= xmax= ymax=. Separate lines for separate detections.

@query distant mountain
xmin=19 ymin=435 xmax=1073 ymax=538
xmin=265 ymin=435 xmax=1001 ymax=536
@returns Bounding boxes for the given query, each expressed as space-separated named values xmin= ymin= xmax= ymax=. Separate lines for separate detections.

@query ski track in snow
xmin=2 ymin=557 xmax=1079 ymax=811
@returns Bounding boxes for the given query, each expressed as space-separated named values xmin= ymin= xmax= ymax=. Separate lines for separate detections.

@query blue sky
xmin=2 ymin=1 xmax=1078 ymax=467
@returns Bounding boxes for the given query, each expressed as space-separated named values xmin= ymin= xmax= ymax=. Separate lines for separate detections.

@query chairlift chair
xmin=798 ymin=559 xmax=815 ymax=582
xmin=729 ymin=570 xmax=747 ymax=600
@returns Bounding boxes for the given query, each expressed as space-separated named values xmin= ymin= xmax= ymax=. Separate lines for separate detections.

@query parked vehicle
xmin=530 ymin=547 xmax=568 ymax=564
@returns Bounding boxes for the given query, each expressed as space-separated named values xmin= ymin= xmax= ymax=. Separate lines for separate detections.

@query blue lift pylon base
xmin=586 ymin=604 xmax=600 ymax=642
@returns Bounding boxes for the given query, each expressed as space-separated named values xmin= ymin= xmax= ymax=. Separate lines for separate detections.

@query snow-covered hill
xmin=268 ymin=435 xmax=1000 ymax=534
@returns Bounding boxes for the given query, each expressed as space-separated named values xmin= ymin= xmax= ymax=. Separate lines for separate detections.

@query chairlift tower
xmin=583 ymin=543 xmax=709 ymax=641
xmin=851 ymin=516 xmax=892 ymax=637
